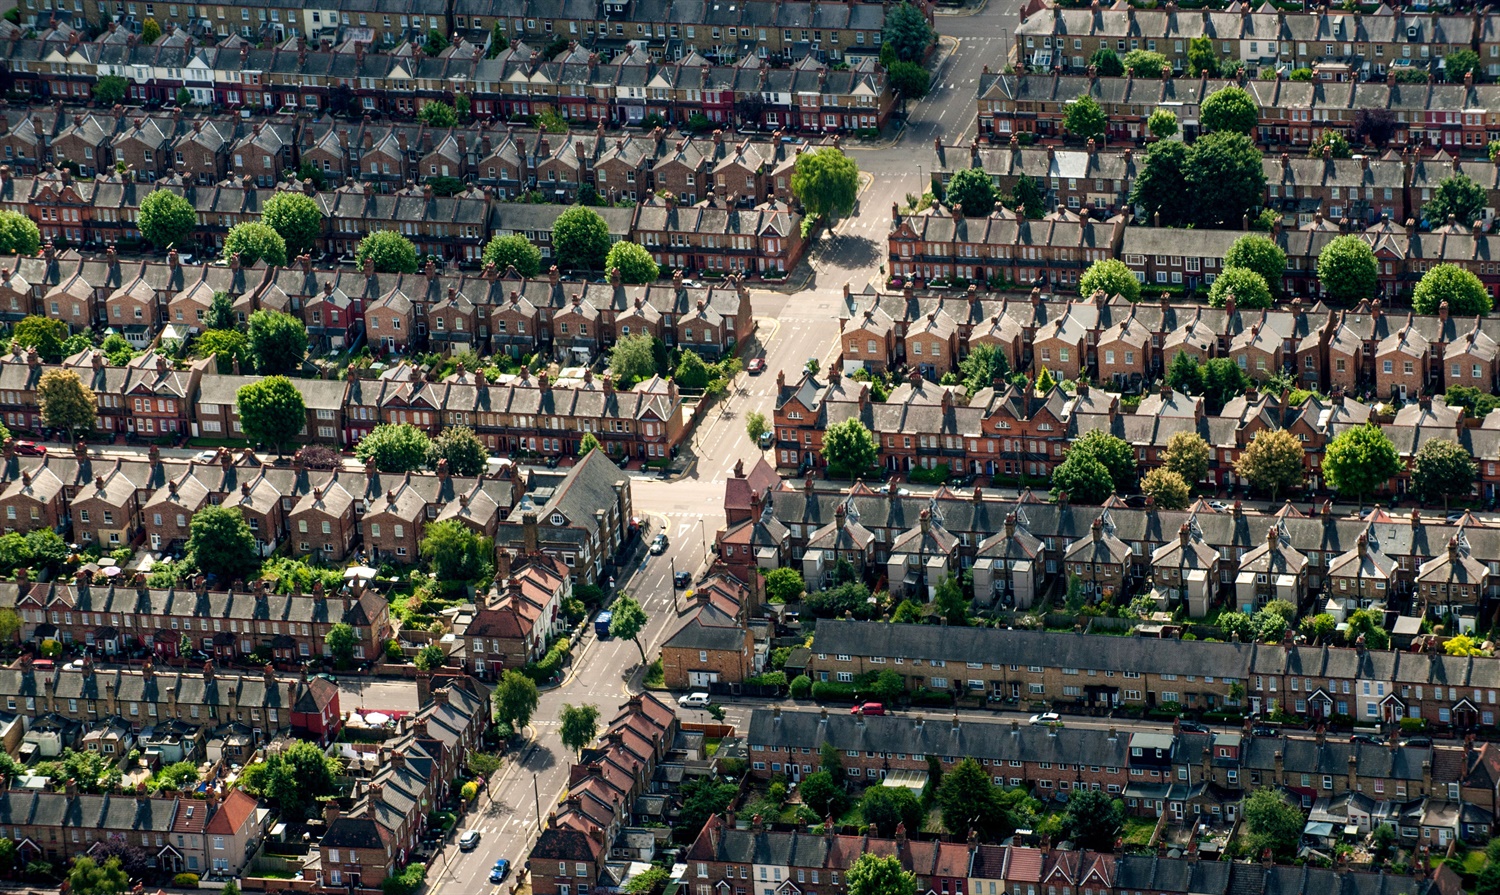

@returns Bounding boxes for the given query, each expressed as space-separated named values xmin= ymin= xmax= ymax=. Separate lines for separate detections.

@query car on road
xmin=489 ymin=859 xmax=512 ymax=883
xmin=758 ymin=431 xmax=774 ymax=449
xmin=316 ymin=673 xmax=337 ymax=684
xmin=459 ymin=830 xmax=481 ymax=851
xmin=1350 ymin=734 xmax=1383 ymax=745
xmin=1177 ymin=720 xmax=1209 ymax=733
xmin=747 ymin=358 xmax=766 ymax=374
xmin=63 ymin=659 xmax=84 ymax=671
xmin=649 ymin=533 xmax=668 ymax=554
xmin=1029 ymin=712 xmax=1060 ymax=726
xmin=1400 ymin=737 xmax=1433 ymax=748
xmin=1250 ymin=725 xmax=1277 ymax=737
xmin=194 ymin=450 xmax=218 ymax=463
xmin=1448 ymin=512 xmax=1467 ymax=523
xmin=1207 ymin=501 xmax=1229 ymax=511
xmin=11 ymin=441 xmax=44 ymax=456
xmin=678 ymin=692 xmax=711 ymax=708
xmin=850 ymin=702 xmax=885 ymax=716
xmin=674 ymin=570 xmax=691 ymax=589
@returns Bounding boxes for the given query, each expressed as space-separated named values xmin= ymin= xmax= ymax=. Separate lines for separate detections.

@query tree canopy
xmin=1200 ymin=86 xmax=1258 ymax=134
xmin=429 ymin=426 xmax=489 ymax=477
xmin=138 ymin=190 xmax=196 ymax=248
xmin=608 ymin=594 xmax=649 ymax=662
xmin=356 ymin=423 xmax=434 ymax=472
xmin=946 ymin=168 xmax=997 ymax=217
xmin=246 ymin=309 xmax=309 ymax=375
xmin=0 ymin=210 xmax=40 ymax=257
xmin=261 ymin=192 xmax=325 ymax=257
xmin=1324 ymin=423 xmax=1403 ymax=510
xmin=239 ymin=740 xmax=341 ymax=821
xmin=559 ymin=703 xmax=601 ymax=758
xmin=1063 ymin=95 xmax=1107 ymax=140
xmin=1235 ymin=428 xmax=1306 ymax=503
xmin=1224 ymin=234 xmax=1287 ymax=298
xmin=1413 ymin=263 xmax=1492 ymax=316
xmin=1317 ymin=235 xmax=1378 ymax=305
xmin=1062 ymin=789 xmax=1125 ymax=850
xmin=494 ymin=669 xmax=541 ymax=730
xmin=1208 ymin=267 xmax=1273 ymax=310
xmin=420 ymin=518 xmax=494 ymax=583
xmin=1410 ymin=437 xmax=1476 ymax=510
xmin=222 ymin=221 xmax=287 ymax=268
xmin=553 ymin=207 xmax=612 ymax=272
xmin=792 ymin=148 xmax=860 ymax=221
xmin=881 ymin=2 xmax=934 ymax=62
xmin=847 ymin=855 xmax=917 ymax=895
xmin=821 ymin=418 xmax=879 ymax=478
xmin=236 ymin=376 xmax=306 ymax=455
xmin=186 ymin=505 xmax=260 ymax=582
xmin=482 ymin=234 xmax=543 ymax=277
xmin=37 ymin=368 xmax=96 ymax=438
xmin=355 ymin=231 xmax=420 ymax=274
xmin=1423 ymin=173 xmax=1487 ymax=227
xmin=1141 ymin=467 xmax=1191 ymax=509
xmin=1079 ymin=258 xmax=1141 ymax=303
xmin=606 ymin=241 xmax=659 ymax=284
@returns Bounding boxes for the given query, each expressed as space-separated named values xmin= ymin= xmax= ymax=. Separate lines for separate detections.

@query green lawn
xmin=1122 ymin=817 xmax=1156 ymax=849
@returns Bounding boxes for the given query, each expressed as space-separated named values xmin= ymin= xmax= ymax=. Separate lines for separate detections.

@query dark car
xmin=1400 ymin=737 xmax=1433 ymax=748
xmin=1177 ymin=720 xmax=1209 ymax=733
xmin=490 ymin=859 xmax=511 ymax=883
xmin=1250 ymin=725 xmax=1277 ymax=737
xmin=1350 ymin=734 xmax=1383 ymax=746
xmin=673 ymin=570 xmax=691 ymax=589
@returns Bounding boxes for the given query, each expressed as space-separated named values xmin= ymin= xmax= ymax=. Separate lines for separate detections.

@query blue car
xmin=490 ymin=859 xmax=512 ymax=884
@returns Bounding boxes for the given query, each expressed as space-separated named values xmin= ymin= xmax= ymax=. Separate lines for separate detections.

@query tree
xmin=222 ymin=221 xmax=288 ymax=268
xmin=608 ymin=594 xmax=649 ymax=662
xmin=1187 ymin=132 xmax=1266 ymax=228
xmin=67 ymin=856 xmax=128 ymax=895
xmin=1307 ymin=129 xmax=1352 ymax=159
xmin=1225 ymin=234 xmax=1287 ymax=299
xmin=355 ymin=231 xmax=419 ymax=274
xmin=240 ymin=740 xmax=341 ymax=821
xmin=821 ymin=418 xmax=878 ymax=478
xmin=605 ymin=334 xmax=655 ymax=388
xmin=559 ymin=703 xmax=601 ymax=758
xmin=1203 ymin=358 xmax=1250 ymax=413
xmin=356 ymin=423 xmax=433 ymax=472
xmin=1010 ymin=174 xmax=1046 ymax=219
xmin=553 ymin=206 xmax=612 ymax=272
xmin=236 ymin=376 xmax=305 ymax=455
xmin=1186 ymin=35 xmax=1218 ymax=76
xmin=674 ymin=351 xmax=711 ymax=389
xmin=1235 ymin=429 xmax=1305 ymax=503
xmin=93 ymin=74 xmax=129 ymax=105
xmin=946 ymin=168 xmax=997 ymax=217
xmin=861 ymin=786 xmax=923 ymax=837
xmin=936 ymin=758 xmax=1007 ymax=839
xmin=197 ymin=329 xmax=251 ymax=373
xmin=792 ymin=147 xmax=860 ymax=221
xmin=1410 ymin=438 xmax=1476 ymax=511
xmin=1129 ymin=141 xmax=1193 ymax=227
xmin=13 ymin=315 xmax=67 ymax=363
xmin=1089 ymin=47 xmax=1124 ymax=77
xmin=325 ymin=623 xmax=357 ymax=667
xmin=1062 ymin=789 xmax=1124 ymax=850
xmin=764 ymin=567 xmax=804 ymax=604
xmin=1353 ymin=108 xmax=1398 ymax=149
xmin=820 ymin=742 xmax=844 ymax=778
xmin=261 ymin=192 xmax=324 ymax=257
xmin=1063 ymin=95 xmax=1106 ymax=141
xmin=413 ymin=644 xmax=446 ymax=671
xmin=1317 ymin=234 xmax=1379 ymax=305
xmin=799 ymin=770 xmax=847 ymax=817
xmin=1079 ymin=258 xmax=1141 ymax=303
xmin=1449 ymin=384 xmax=1500 ymax=420
xmin=1482 ymin=864 xmax=1500 ymax=895
xmin=679 ymin=778 xmax=738 ymax=832
xmin=1413 ymin=263 xmax=1492 ymax=316
xmin=1121 ymin=49 xmax=1167 ymax=77
xmin=246 ymin=309 xmax=308 ymax=375
xmin=1141 ymin=467 xmax=1190 ymax=510
xmin=577 ymin=432 xmax=603 ymax=457
xmin=1163 ymin=431 xmax=1211 ymax=485
xmin=482 ymin=234 xmax=542 ymax=276
xmin=960 ymin=343 xmax=1010 ymax=397
xmin=1147 ymin=108 xmax=1178 ymax=140
xmin=847 ymin=855 xmax=916 ymax=895
xmin=140 ymin=16 xmax=161 ymax=42
xmin=494 ymin=669 xmax=541 ymax=730
xmin=888 ymin=61 xmax=930 ymax=100
xmin=138 ymin=189 xmax=195 ymax=248
xmin=205 ymin=291 xmax=237 ymax=330
xmin=1200 ymin=86 xmax=1258 ymax=134
xmin=418 ymin=101 xmax=458 ymax=127
xmin=746 ymin=411 xmax=770 ymax=449
xmin=1299 ymin=613 xmax=1337 ymax=643
xmin=420 ymin=519 xmax=494 ymax=583
xmin=187 ymin=505 xmax=259 ymax=581
xmin=0 ymin=607 xmax=20 ymax=645
xmin=1208 ymin=267 xmax=1273 ymax=310
xmin=37 ymin=369 xmax=95 ymax=439
xmin=0 ymin=210 xmax=40 ymax=257
xmin=428 ymin=426 xmax=488 ymax=476
xmin=882 ymin=2 xmax=934 ymax=62
xmin=605 ymin=241 xmax=659 ymax=283
xmin=1243 ymin=788 xmax=1304 ymax=860
xmin=1445 ymin=48 xmax=1480 ymax=82
xmin=1324 ymin=423 xmax=1402 ymax=513
xmin=1068 ymin=431 xmax=1137 ymax=493
xmin=1052 ymin=451 xmax=1113 ymax=505
xmin=1446 ymin=634 xmax=1485 ymax=657
xmin=1424 ymin=174 xmax=1487 ymax=228
xmin=933 ymin=574 xmax=969 ymax=626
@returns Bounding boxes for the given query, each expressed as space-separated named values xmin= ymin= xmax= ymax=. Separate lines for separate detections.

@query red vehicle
xmin=746 ymin=357 xmax=766 ymax=374
xmin=12 ymin=441 xmax=45 ymax=456
xmin=850 ymin=702 xmax=885 ymax=716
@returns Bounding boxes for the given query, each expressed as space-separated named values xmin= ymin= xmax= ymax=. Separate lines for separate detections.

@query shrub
xmin=174 ymin=874 xmax=201 ymax=888
xmin=810 ymin=681 xmax=857 ymax=702
xmin=789 ymin=674 xmax=813 ymax=698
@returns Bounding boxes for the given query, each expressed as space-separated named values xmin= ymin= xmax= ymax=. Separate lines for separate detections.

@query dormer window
xmin=551 ymin=513 xmax=564 ymax=525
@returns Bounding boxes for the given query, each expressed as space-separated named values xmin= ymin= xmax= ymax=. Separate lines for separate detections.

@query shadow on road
xmin=819 ymin=234 xmax=882 ymax=269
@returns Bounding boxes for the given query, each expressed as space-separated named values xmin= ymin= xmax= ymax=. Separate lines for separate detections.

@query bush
xmin=525 ymin=639 xmax=571 ymax=683
xmin=1400 ymin=717 xmax=1427 ymax=733
xmin=460 ymin=781 xmax=479 ymax=802
xmin=810 ymin=681 xmax=857 ymax=702
xmin=789 ymin=674 xmax=812 ymax=698
xmin=174 ymin=874 xmax=201 ymax=888
xmin=745 ymin=671 xmax=788 ymax=688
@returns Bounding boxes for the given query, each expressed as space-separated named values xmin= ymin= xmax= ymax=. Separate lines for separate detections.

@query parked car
xmin=459 ymin=830 xmax=481 ymax=851
xmin=11 ymin=441 xmax=44 ymax=456
xmin=489 ymin=859 xmax=512 ymax=883
xmin=1400 ymin=737 xmax=1432 ymax=748
xmin=758 ymin=431 xmax=774 ymax=449
xmin=747 ymin=358 xmax=766 ymax=374
xmin=1029 ymin=712 xmax=1060 ymax=725
xmin=1350 ymin=734 xmax=1383 ymax=745
xmin=678 ymin=692 xmax=711 ymax=708
xmin=1250 ymin=725 xmax=1277 ymax=737
xmin=673 ymin=570 xmax=691 ymax=589
xmin=850 ymin=702 xmax=885 ymax=716
xmin=649 ymin=534 xmax=668 ymax=555
xmin=1177 ymin=720 xmax=1208 ymax=733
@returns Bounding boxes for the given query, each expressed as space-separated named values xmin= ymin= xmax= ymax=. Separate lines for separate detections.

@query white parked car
xmin=1029 ymin=712 xmax=1061 ymax=726
xmin=678 ymin=692 xmax=711 ymax=708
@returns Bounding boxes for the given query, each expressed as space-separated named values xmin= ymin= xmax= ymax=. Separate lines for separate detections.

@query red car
xmin=746 ymin=358 xmax=766 ymax=374
xmin=850 ymin=702 xmax=886 ymax=716
xmin=11 ymin=441 xmax=45 ymax=456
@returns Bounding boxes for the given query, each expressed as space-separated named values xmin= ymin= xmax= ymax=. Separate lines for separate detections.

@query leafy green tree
xmin=607 ymin=333 xmax=658 ymax=388
xmin=355 ymin=231 xmax=419 ymax=274
xmin=197 ymin=329 xmax=251 ymax=373
xmin=429 ymin=426 xmax=488 ymax=477
xmin=800 ymin=770 xmax=847 ymax=817
xmin=888 ymin=61 xmax=931 ymax=100
xmin=494 ymin=669 xmax=541 ymax=730
xmin=1185 ymin=35 xmax=1218 ymax=76
xmin=1062 ymin=789 xmax=1124 ymax=850
xmin=678 ymin=777 xmax=738 ymax=832
xmin=577 ymin=432 xmax=602 ymax=456
xmin=0 ymin=210 xmax=40 ymax=256
xmin=482 ymin=234 xmax=542 ymax=276
xmin=936 ymin=758 xmax=1007 ymax=839
xmin=1209 ymin=267 xmax=1272 ymax=310
xmin=1299 ymin=613 xmax=1337 ymax=642
xmin=847 ymin=855 xmax=916 ymax=895
xmin=25 ymin=529 xmax=66 ymax=569
xmin=1307 ymin=129 xmax=1352 ymax=159
xmin=1235 ymin=428 xmax=1305 ymax=503
xmin=1010 ymin=174 xmax=1046 ymax=219
xmin=1063 ymin=95 xmax=1106 ymax=140
xmin=959 ymin=343 xmax=1010 ymax=397
xmin=324 ymin=623 xmax=357 ymax=667
xmin=746 ymin=410 xmax=770 ymax=449
xmin=882 ymin=2 xmax=934 ymax=62
xmin=1129 ymin=141 xmax=1193 ymax=227
xmin=1187 ymin=132 xmax=1266 ymax=228
xmin=236 ymin=376 xmax=305 ymax=455
xmin=67 ymin=856 xmax=128 ymax=895
xmin=1413 ymin=263 xmax=1492 ymax=316
xmin=1411 ymin=437 xmax=1476 ymax=510
xmin=946 ymin=168 xmax=997 ymax=217
xmin=1243 ymin=788 xmax=1304 ymax=860
xmin=1445 ymin=48 xmax=1480 ymax=82
xmin=1225 ymin=234 xmax=1287 ymax=298
xmin=1200 ymin=86 xmax=1258 ymax=134
xmin=13 ymin=315 xmax=67 ymax=362
xmin=605 ymin=241 xmax=659 ymax=283
xmin=1424 ymin=174 xmax=1487 ymax=227
xmin=1317 ymin=234 xmax=1379 ymax=305
xmin=765 ymin=567 xmax=804 ymax=603
xmin=1079 ymin=258 xmax=1141 ymax=303
xmin=261 ymin=192 xmax=324 ymax=257
xmin=553 ymin=206 xmax=612 ymax=272
xmin=820 ymin=742 xmax=843 ymax=777
xmin=861 ymin=786 xmax=923 ymax=837
xmin=246 ymin=309 xmax=308 ymax=374
xmin=420 ymin=519 xmax=494 ymax=582
xmin=418 ymin=101 xmax=458 ymax=127
xmin=140 ymin=16 xmax=161 ymax=42
xmin=1324 ymin=423 xmax=1403 ymax=512
xmin=37 ymin=368 xmax=96 ymax=439
xmin=932 ymin=574 xmax=969 ymax=625
xmin=1163 ymin=430 xmax=1210 ymax=485
xmin=1147 ymin=108 xmax=1178 ymax=140
xmin=205 ymin=291 xmax=237 ymax=330
xmin=1203 ymin=357 xmax=1250 ymax=413
xmin=821 ymin=418 xmax=878 ymax=478
xmin=93 ymin=75 xmax=129 ymax=105
xmin=608 ymin=594 xmax=649 ymax=662
xmin=1121 ymin=49 xmax=1167 ymax=77
xmin=559 ymin=703 xmax=601 ymax=758
xmin=1141 ymin=467 xmax=1190 ymax=509
xmin=413 ymin=644 xmax=446 ymax=671
xmin=1345 ymin=608 xmax=1390 ymax=650
xmin=1089 ymin=47 xmax=1124 ymax=76
xmin=1446 ymin=634 xmax=1485 ymax=656
xmin=792 ymin=147 xmax=860 ymax=221
xmin=356 ymin=422 xmax=433 ymax=472
xmin=1051 ymin=451 xmax=1112 ymax=504
xmin=1448 ymin=384 xmax=1500 ymax=420
xmin=238 ymin=740 xmax=340 ymax=821
xmin=1069 ymin=431 xmax=1137 ymax=492
xmin=187 ymin=505 xmax=260 ymax=581
xmin=138 ymin=189 xmax=196 ymax=248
